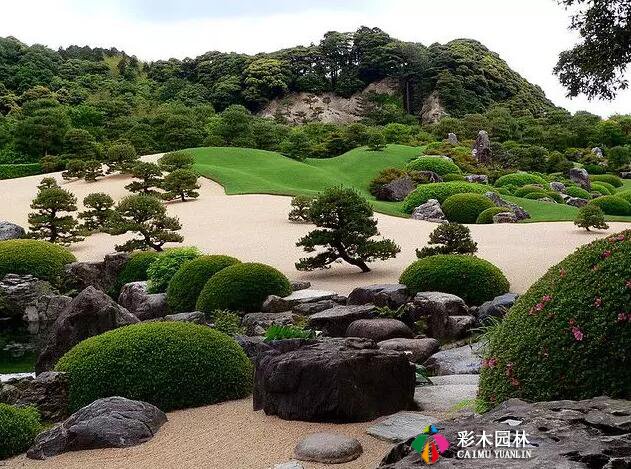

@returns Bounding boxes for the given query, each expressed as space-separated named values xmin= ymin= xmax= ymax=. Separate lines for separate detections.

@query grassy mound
xmin=402 ymin=182 xmax=492 ymax=213
xmin=405 ymin=156 xmax=461 ymax=176
xmin=494 ymin=173 xmax=547 ymax=188
xmin=590 ymin=174 xmax=623 ymax=188
xmin=565 ymin=186 xmax=591 ymax=199
xmin=441 ymin=193 xmax=495 ymax=224
xmin=0 ymin=239 xmax=75 ymax=282
xmin=476 ymin=207 xmax=508 ymax=224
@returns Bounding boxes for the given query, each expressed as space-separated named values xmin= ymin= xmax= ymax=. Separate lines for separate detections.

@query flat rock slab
xmin=294 ymin=432 xmax=363 ymax=464
xmin=430 ymin=374 xmax=480 ymax=386
xmin=1 ymin=372 xmax=35 ymax=383
xmin=423 ymin=343 xmax=482 ymax=375
xmin=308 ymin=304 xmax=378 ymax=337
xmin=414 ymin=382 xmax=478 ymax=412
xmin=367 ymin=412 xmax=439 ymax=442
xmin=347 ymin=284 xmax=409 ymax=308
xmin=263 ymin=290 xmax=337 ymax=313
xmin=273 ymin=462 xmax=304 ymax=469
xmin=377 ymin=338 xmax=440 ymax=364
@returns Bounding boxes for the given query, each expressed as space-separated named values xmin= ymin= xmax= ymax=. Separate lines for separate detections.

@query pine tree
xmin=161 ymin=169 xmax=200 ymax=202
xmin=574 ymin=204 xmax=609 ymax=231
xmin=83 ymin=160 xmax=105 ymax=182
xmin=79 ymin=192 xmax=115 ymax=231
xmin=105 ymin=143 xmax=139 ymax=174
xmin=125 ymin=162 xmax=163 ymax=195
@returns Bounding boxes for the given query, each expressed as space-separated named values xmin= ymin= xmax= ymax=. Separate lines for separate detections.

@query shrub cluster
xmin=0 ymin=404 xmax=42 ymax=460
xmin=494 ymin=172 xmax=547 ymax=188
xmin=56 ymin=322 xmax=253 ymax=412
xmin=112 ymin=251 xmax=161 ymax=295
xmin=564 ymin=186 xmax=591 ymax=199
xmin=590 ymin=174 xmax=623 ymax=188
xmin=441 ymin=193 xmax=495 ymax=223
xmin=146 ymin=247 xmax=200 ymax=293
xmin=0 ymin=163 xmax=42 ymax=180
xmin=589 ymin=196 xmax=631 ymax=215
xmin=476 ymin=207 xmax=509 ymax=224
xmin=405 ymin=156 xmax=461 ymax=176
xmin=402 ymin=182 xmax=492 ymax=213
xmin=0 ymin=239 xmax=76 ymax=282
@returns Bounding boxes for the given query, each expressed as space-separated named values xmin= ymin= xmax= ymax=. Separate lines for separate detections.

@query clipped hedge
xmin=0 ymin=163 xmax=42 ymax=180
xmin=590 ymin=174 xmax=623 ymax=188
xmin=56 ymin=322 xmax=253 ymax=412
xmin=616 ymin=189 xmax=631 ymax=203
xmin=0 ymin=404 xmax=42 ymax=460
xmin=478 ymin=230 xmax=631 ymax=411
xmin=167 ymin=255 xmax=241 ymax=313
xmin=513 ymin=185 xmax=546 ymax=198
xmin=442 ymin=173 xmax=466 ymax=182
xmin=113 ymin=251 xmax=161 ymax=295
xmin=196 ymin=262 xmax=292 ymax=313
xmin=494 ymin=172 xmax=547 ymax=188
xmin=523 ymin=191 xmax=564 ymax=203
xmin=146 ymin=247 xmax=200 ymax=293
xmin=591 ymin=182 xmax=614 ymax=196
xmin=405 ymin=156 xmax=461 ymax=176
xmin=402 ymin=182 xmax=492 ymax=213
xmin=476 ymin=207 xmax=508 ymax=224
xmin=565 ymin=186 xmax=591 ymax=199
xmin=0 ymin=239 xmax=76 ymax=282
xmin=441 ymin=193 xmax=495 ymax=224
xmin=399 ymin=254 xmax=509 ymax=305
xmin=589 ymin=196 xmax=631 ymax=215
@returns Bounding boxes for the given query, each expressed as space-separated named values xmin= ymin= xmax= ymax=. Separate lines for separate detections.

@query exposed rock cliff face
xmin=420 ymin=91 xmax=447 ymax=124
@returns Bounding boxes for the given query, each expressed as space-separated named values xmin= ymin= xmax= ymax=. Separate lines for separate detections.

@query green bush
xmin=399 ymin=254 xmax=509 ymax=305
xmin=196 ymin=262 xmax=292 ymax=313
xmin=264 ymin=324 xmax=315 ymax=342
xmin=513 ymin=185 xmax=546 ymax=198
xmin=0 ymin=239 xmax=75 ymax=283
xmin=416 ymin=223 xmax=478 ymax=258
xmin=369 ymin=168 xmax=408 ymax=196
xmin=590 ymin=183 xmax=613 ymax=196
xmin=478 ymin=230 xmax=631 ymax=411
xmin=574 ymin=205 xmax=609 ymax=231
xmin=523 ymin=191 xmax=564 ymax=203
xmin=167 ymin=255 xmax=241 ymax=313
xmin=494 ymin=172 xmax=547 ymax=188
xmin=476 ymin=207 xmax=509 ymax=224
xmin=495 ymin=187 xmax=512 ymax=196
xmin=442 ymin=173 xmax=466 ymax=182
xmin=616 ymin=189 xmax=631 ymax=203
xmin=405 ymin=156 xmax=461 ymax=176
xmin=402 ymin=182 xmax=492 ymax=213
xmin=590 ymin=174 xmax=623 ymax=188
xmin=146 ymin=247 xmax=200 ymax=293
xmin=592 ymin=181 xmax=617 ymax=194
xmin=584 ymin=163 xmax=606 ymax=175
xmin=565 ymin=186 xmax=591 ymax=199
xmin=589 ymin=196 xmax=631 ymax=215
xmin=0 ymin=404 xmax=42 ymax=460
xmin=0 ymin=163 xmax=42 ymax=180
xmin=441 ymin=193 xmax=495 ymax=224
xmin=209 ymin=310 xmax=244 ymax=335
xmin=113 ymin=251 xmax=161 ymax=295
xmin=56 ymin=322 xmax=253 ymax=412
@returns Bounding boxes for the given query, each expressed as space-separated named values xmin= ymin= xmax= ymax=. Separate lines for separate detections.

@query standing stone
xmin=568 ymin=168 xmax=591 ymax=191
xmin=411 ymin=199 xmax=446 ymax=223
xmin=375 ymin=177 xmax=416 ymax=202
xmin=0 ymin=221 xmax=26 ymax=240
xmin=472 ymin=130 xmax=492 ymax=165
xmin=485 ymin=192 xmax=530 ymax=220
xmin=447 ymin=133 xmax=458 ymax=145
xmin=406 ymin=292 xmax=473 ymax=341
xmin=294 ymin=432 xmax=363 ymax=464
xmin=118 ymin=281 xmax=168 ymax=321
xmin=347 ymin=284 xmax=409 ymax=309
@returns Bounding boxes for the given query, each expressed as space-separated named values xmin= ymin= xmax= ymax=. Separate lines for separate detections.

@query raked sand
xmin=3 ymin=157 xmax=631 ymax=468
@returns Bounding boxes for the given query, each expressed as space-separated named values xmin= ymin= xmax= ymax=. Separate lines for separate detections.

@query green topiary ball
xmin=513 ymin=185 xmax=546 ymax=198
xmin=0 ymin=239 xmax=75 ymax=283
xmin=565 ymin=186 xmax=591 ymax=199
xmin=616 ymin=189 xmax=631 ymax=203
xmin=441 ymin=193 xmax=495 ymax=224
xmin=590 ymin=174 xmax=623 ymax=188
xmin=478 ymin=230 xmax=631 ymax=411
xmin=0 ymin=404 xmax=42 ymax=460
xmin=442 ymin=173 xmax=466 ymax=182
xmin=196 ymin=262 xmax=292 ymax=313
xmin=56 ymin=322 xmax=253 ymax=412
xmin=405 ymin=156 xmax=461 ymax=176
xmin=476 ymin=207 xmax=509 ymax=224
xmin=591 ymin=183 xmax=614 ymax=196
xmin=399 ymin=254 xmax=509 ymax=305
xmin=593 ymin=181 xmax=617 ymax=194
xmin=589 ymin=196 xmax=631 ymax=215
xmin=523 ymin=191 xmax=564 ymax=203
xmin=402 ymin=182 xmax=493 ymax=213
xmin=494 ymin=173 xmax=547 ymax=188
xmin=167 ymin=255 xmax=241 ymax=313
xmin=112 ymin=251 xmax=161 ymax=295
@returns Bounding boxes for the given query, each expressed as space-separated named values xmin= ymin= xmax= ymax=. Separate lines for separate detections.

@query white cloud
xmin=1 ymin=0 xmax=629 ymax=117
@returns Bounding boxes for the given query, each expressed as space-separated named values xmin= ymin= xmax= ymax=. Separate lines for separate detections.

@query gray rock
xmin=377 ymin=338 xmax=440 ymax=364
xmin=414 ymin=377 xmax=479 ymax=412
xmin=411 ymin=199 xmax=446 ymax=223
xmin=492 ymin=212 xmax=518 ymax=224
xmin=262 ymin=290 xmax=338 ymax=314
xmin=379 ymin=396 xmax=631 ymax=468
xmin=568 ymin=167 xmax=591 ymax=191
xmin=447 ymin=133 xmax=458 ymax=145
xmin=346 ymin=318 xmax=414 ymax=342
xmin=376 ymin=176 xmax=416 ymax=202
xmin=423 ymin=343 xmax=482 ymax=375
xmin=539 ymin=196 xmax=556 ymax=203
xmin=472 ymin=130 xmax=492 ymax=164
xmin=242 ymin=312 xmax=301 ymax=335
xmin=292 ymin=299 xmax=338 ymax=316
xmin=27 ymin=396 xmax=167 ymax=460
xmin=407 ymin=292 xmax=472 ymax=341
xmin=565 ymin=196 xmax=589 ymax=208
xmin=367 ymin=412 xmax=439 ymax=442
xmin=309 ymin=304 xmax=378 ymax=337
xmin=0 ymin=221 xmax=25 ymax=241
xmin=290 ymin=281 xmax=311 ymax=291
xmin=234 ymin=335 xmax=273 ymax=361
xmin=0 ymin=274 xmax=55 ymax=320
xmin=549 ymin=181 xmax=566 ymax=192
xmin=63 ymin=252 xmax=129 ymax=293
xmin=0 ymin=371 xmax=68 ymax=421
xmin=592 ymin=147 xmax=604 ymax=158
xmin=476 ymin=293 xmax=518 ymax=325
xmin=118 ymin=281 xmax=168 ymax=321
xmin=465 ymin=174 xmax=489 ymax=184
xmin=347 ymin=284 xmax=409 ymax=309
xmin=294 ymin=432 xmax=362 ymax=464
xmin=622 ymin=171 xmax=631 ymax=179
xmin=36 ymin=286 xmax=139 ymax=373
xmin=163 ymin=311 xmax=206 ymax=324
xmin=485 ymin=192 xmax=530 ymax=220
xmin=25 ymin=294 xmax=72 ymax=336
xmin=413 ymin=171 xmax=443 ymax=183
xmin=274 ymin=462 xmax=304 ymax=469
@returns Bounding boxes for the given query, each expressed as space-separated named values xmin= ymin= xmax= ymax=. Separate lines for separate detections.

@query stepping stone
xmin=273 ymin=462 xmax=304 ymax=469
xmin=366 ymin=411 xmax=438 ymax=442
xmin=294 ymin=432 xmax=363 ymax=464
xmin=263 ymin=290 xmax=338 ymax=313
xmin=423 ymin=343 xmax=482 ymax=375
xmin=431 ymin=374 xmax=479 ymax=386
xmin=414 ymin=375 xmax=479 ymax=412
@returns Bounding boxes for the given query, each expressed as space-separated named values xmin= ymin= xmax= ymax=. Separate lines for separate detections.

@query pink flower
xmin=559 ymin=268 xmax=566 ymax=278
xmin=571 ymin=326 xmax=584 ymax=341
xmin=602 ymin=250 xmax=612 ymax=259
xmin=594 ymin=297 xmax=602 ymax=308
xmin=487 ymin=358 xmax=497 ymax=368
xmin=618 ymin=313 xmax=627 ymax=322
xmin=625 ymin=280 xmax=631 ymax=290
xmin=542 ymin=295 xmax=552 ymax=303
xmin=510 ymin=377 xmax=520 ymax=387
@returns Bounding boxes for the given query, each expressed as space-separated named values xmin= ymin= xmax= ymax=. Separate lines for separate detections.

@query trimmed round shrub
xmin=476 ymin=207 xmax=508 ymax=224
xmin=591 ymin=183 xmax=613 ymax=196
xmin=616 ymin=189 xmax=631 ymax=203
xmin=584 ymin=163 xmax=605 ymax=175
xmin=399 ymin=255 xmax=510 ymax=305
xmin=523 ymin=191 xmax=564 ymax=203
xmin=167 ymin=255 xmax=241 ymax=313
xmin=494 ymin=172 xmax=547 ymax=188
xmin=513 ymin=185 xmax=546 ymax=198
xmin=196 ymin=262 xmax=292 ymax=313
xmin=402 ymin=182 xmax=493 ymax=213
xmin=589 ymin=196 xmax=631 ymax=215
xmin=565 ymin=186 xmax=591 ymax=199
xmin=146 ymin=247 xmax=200 ymax=293
xmin=113 ymin=251 xmax=160 ymax=295
xmin=590 ymin=174 xmax=623 ymax=188
xmin=593 ymin=181 xmax=617 ymax=194
xmin=56 ymin=322 xmax=253 ymax=412
xmin=405 ymin=156 xmax=461 ymax=176
xmin=0 ymin=404 xmax=42 ymax=460
xmin=441 ymin=193 xmax=495 ymax=224
xmin=478 ymin=230 xmax=631 ymax=411
xmin=495 ymin=187 xmax=512 ymax=196
xmin=0 ymin=239 xmax=75 ymax=282
xmin=442 ymin=173 xmax=466 ymax=182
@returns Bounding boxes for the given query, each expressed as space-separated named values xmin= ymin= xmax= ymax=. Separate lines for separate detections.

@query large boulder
xmin=423 ymin=342 xmax=482 ymax=375
xmin=0 ymin=371 xmax=69 ymax=421
xmin=254 ymin=338 xmax=416 ymax=422
xmin=262 ymin=290 xmax=338 ymax=314
xmin=472 ymin=130 xmax=492 ymax=165
xmin=0 ymin=274 xmax=55 ymax=320
xmin=347 ymin=284 xmax=409 ymax=309
xmin=294 ymin=432 xmax=363 ymax=464
xmin=375 ymin=176 xmax=416 ymax=202
xmin=27 ymin=396 xmax=167 ymax=460
xmin=118 ymin=281 xmax=168 ymax=321
xmin=492 ymin=212 xmax=518 ymax=224
xmin=447 ymin=133 xmax=458 ymax=145
xmin=25 ymin=294 xmax=72 ymax=336
xmin=309 ymin=304 xmax=378 ymax=337
xmin=549 ymin=181 xmax=566 ymax=193
xmin=377 ymin=338 xmax=440 ymax=364
xmin=36 ymin=286 xmax=139 ymax=373
xmin=234 ymin=335 xmax=273 ymax=361
xmin=242 ymin=312 xmax=302 ymax=335
xmin=565 ymin=196 xmax=589 ymax=208
xmin=475 ymin=293 xmax=518 ymax=325
xmin=411 ymin=199 xmax=446 ymax=223
xmin=465 ymin=174 xmax=489 ymax=184
xmin=63 ymin=252 xmax=130 ymax=293
xmin=378 ymin=397 xmax=631 ymax=468
xmin=568 ymin=168 xmax=591 ymax=191
xmin=485 ymin=192 xmax=530 ymax=220
xmin=0 ymin=221 xmax=26 ymax=241
xmin=346 ymin=318 xmax=414 ymax=342
xmin=407 ymin=292 xmax=473 ymax=341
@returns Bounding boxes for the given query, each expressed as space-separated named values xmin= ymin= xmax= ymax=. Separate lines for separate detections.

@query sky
xmin=1 ymin=0 xmax=630 ymax=117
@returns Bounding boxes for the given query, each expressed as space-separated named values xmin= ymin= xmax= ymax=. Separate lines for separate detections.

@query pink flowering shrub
xmin=478 ymin=230 xmax=631 ymax=411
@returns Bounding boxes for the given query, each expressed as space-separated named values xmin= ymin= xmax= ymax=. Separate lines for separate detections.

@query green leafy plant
xmin=158 ymin=151 xmax=195 ymax=172
xmin=441 ymin=193 xmax=495 ymax=223
xmin=288 ymin=195 xmax=314 ymax=222
xmin=146 ymin=247 xmax=200 ymax=293
xmin=0 ymin=404 xmax=42 ymax=460
xmin=574 ymin=204 xmax=609 ymax=231
xmin=210 ymin=310 xmax=244 ymax=335
xmin=112 ymin=251 xmax=160 ymax=295
xmin=416 ymin=223 xmax=478 ymax=258
xmin=79 ymin=192 xmax=115 ymax=232
xmin=161 ymin=169 xmax=200 ymax=202
xmin=376 ymin=305 xmax=405 ymax=319
xmin=264 ymin=324 xmax=315 ymax=342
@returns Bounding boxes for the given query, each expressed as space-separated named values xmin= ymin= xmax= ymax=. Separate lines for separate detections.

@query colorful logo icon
xmin=411 ymin=425 xmax=449 ymax=465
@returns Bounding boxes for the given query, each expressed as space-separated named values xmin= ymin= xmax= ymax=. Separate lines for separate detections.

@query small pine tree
xmin=574 ymin=204 xmax=609 ymax=231
xmin=61 ymin=160 xmax=86 ymax=180
xmin=161 ymin=169 xmax=200 ymax=202
xmin=367 ymin=129 xmax=386 ymax=151
xmin=83 ymin=160 xmax=105 ymax=182
xmin=288 ymin=195 xmax=313 ymax=222
xmin=108 ymin=194 xmax=183 ymax=252
xmin=28 ymin=178 xmax=83 ymax=245
xmin=125 ymin=162 xmax=163 ymax=195
xmin=105 ymin=143 xmax=139 ymax=174
xmin=158 ymin=151 xmax=194 ymax=172
xmin=416 ymin=223 xmax=478 ymax=258
xmin=296 ymin=187 xmax=400 ymax=272
xmin=79 ymin=192 xmax=115 ymax=232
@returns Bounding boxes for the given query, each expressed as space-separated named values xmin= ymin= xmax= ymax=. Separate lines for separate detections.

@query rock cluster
xmin=411 ymin=199 xmax=446 ymax=223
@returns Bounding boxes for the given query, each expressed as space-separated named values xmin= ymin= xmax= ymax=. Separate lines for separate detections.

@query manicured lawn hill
xmin=193 ymin=145 xmax=631 ymax=222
